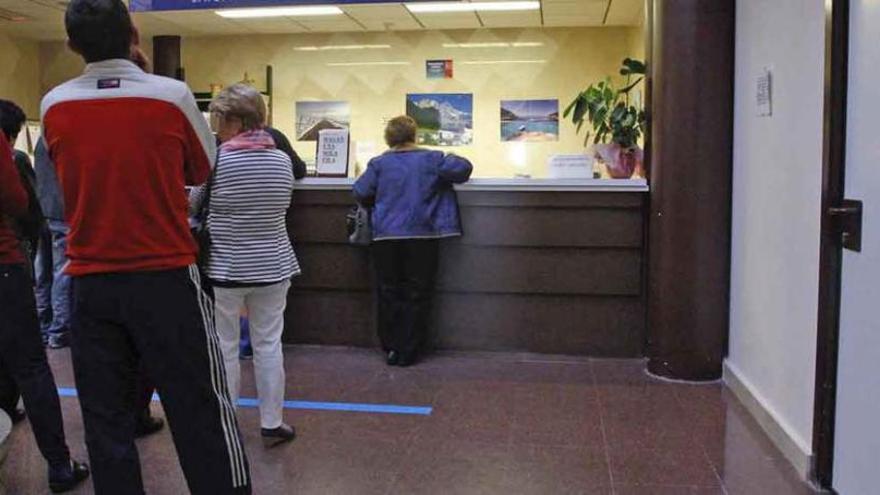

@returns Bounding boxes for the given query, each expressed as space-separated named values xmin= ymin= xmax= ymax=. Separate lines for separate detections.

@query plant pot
xmin=594 ymin=143 xmax=643 ymax=179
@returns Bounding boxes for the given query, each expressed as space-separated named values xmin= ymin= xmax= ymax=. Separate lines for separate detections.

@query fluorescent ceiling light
xmin=216 ymin=6 xmax=343 ymax=18
xmin=295 ymin=44 xmax=392 ymax=51
xmin=406 ymin=1 xmax=541 ymax=13
xmin=326 ymin=61 xmax=411 ymax=67
xmin=442 ymin=42 xmax=544 ymax=48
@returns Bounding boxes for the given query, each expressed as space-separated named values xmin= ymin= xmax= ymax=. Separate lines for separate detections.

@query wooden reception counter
xmin=285 ymin=178 xmax=649 ymax=357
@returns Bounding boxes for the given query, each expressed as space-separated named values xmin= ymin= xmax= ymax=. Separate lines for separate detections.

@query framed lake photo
xmin=500 ymin=99 xmax=559 ymax=142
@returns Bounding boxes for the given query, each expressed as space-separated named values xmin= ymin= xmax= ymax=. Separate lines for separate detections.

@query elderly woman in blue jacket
xmin=353 ymin=116 xmax=473 ymax=367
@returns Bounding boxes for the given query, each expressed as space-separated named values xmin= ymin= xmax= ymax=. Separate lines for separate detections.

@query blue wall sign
xmin=131 ymin=0 xmax=452 ymax=13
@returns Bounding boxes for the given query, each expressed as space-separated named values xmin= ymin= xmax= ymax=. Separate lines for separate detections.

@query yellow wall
xmin=39 ymin=40 xmax=156 ymax=97
xmin=181 ymin=27 xmax=643 ymax=178
xmin=0 ymin=34 xmax=41 ymax=118
xmin=628 ymin=25 xmax=645 ymax=61
xmin=39 ymin=42 xmax=85 ymax=99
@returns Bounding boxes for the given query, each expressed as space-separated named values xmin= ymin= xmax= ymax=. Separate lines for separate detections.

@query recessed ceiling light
xmin=406 ymin=1 xmax=541 ymax=13
xmin=216 ymin=6 xmax=343 ymax=18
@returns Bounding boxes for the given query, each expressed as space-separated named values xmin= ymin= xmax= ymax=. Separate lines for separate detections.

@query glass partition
xmin=182 ymin=21 xmax=645 ymax=178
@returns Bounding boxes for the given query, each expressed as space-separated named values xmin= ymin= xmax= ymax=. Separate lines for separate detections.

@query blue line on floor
xmin=57 ymin=388 xmax=432 ymax=416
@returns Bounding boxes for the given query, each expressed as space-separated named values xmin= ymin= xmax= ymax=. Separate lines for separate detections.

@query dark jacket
xmin=12 ymin=149 xmax=44 ymax=261
xmin=266 ymin=127 xmax=307 ymax=179
xmin=353 ymin=149 xmax=472 ymax=241
xmin=34 ymin=138 xmax=65 ymax=221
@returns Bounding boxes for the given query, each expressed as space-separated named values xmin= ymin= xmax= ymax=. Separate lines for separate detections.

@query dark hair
xmin=0 ymin=100 xmax=26 ymax=142
xmin=65 ymin=0 xmax=133 ymax=63
xmin=384 ymin=116 xmax=417 ymax=148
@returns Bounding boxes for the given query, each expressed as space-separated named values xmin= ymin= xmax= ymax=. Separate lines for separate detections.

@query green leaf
xmin=573 ymin=98 xmax=588 ymax=125
xmin=622 ymin=58 xmax=646 ymax=75
xmin=563 ymin=98 xmax=578 ymax=119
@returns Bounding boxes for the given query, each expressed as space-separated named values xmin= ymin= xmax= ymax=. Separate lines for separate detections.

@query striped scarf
xmin=220 ymin=129 xmax=276 ymax=152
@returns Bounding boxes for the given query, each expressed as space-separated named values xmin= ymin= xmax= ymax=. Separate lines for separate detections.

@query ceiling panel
xmin=412 ymin=12 xmax=481 ymax=30
xmin=0 ymin=0 xmax=643 ymax=40
xmin=605 ymin=0 xmax=644 ymax=26
xmin=477 ymin=10 xmax=542 ymax=29
xmin=148 ymin=11 xmax=255 ymax=35
xmin=542 ymin=0 xmax=609 ymax=16
xmin=237 ymin=18 xmax=309 ymax=34
xmin=542 ymin=0 xmax=608 ymax=27
xmin=295 ymin=16 xmax=365 ymax=33
xmin=342 ymin=4 xmax=422 ymax=31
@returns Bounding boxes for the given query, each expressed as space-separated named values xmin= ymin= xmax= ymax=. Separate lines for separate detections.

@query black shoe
xmin=47 ymin=334 xmax=70 ymax=350
xmin=8 ymin=408 xmax=26 ymax=425
xmin=261 ymin=423 xmax=296 ymax=448
xmin=135 ymin=415 xmax=165 ymax=438
xmin=397 ymin=355 xmax=415 ymax=367
xmin=48 ymin=460 xmax=90 ymax=493
xmin=386 ymin=350 xmax=400 ymax=366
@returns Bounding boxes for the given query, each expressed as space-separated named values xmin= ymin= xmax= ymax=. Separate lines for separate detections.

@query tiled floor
xmin=4 ymin=347 xmax=818 ymax=494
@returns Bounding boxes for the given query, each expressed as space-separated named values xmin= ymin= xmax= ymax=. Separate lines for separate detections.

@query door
xmin=832 ymin=0 xmax=880 ymax=492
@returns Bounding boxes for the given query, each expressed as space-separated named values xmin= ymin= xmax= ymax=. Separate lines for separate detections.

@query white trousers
xmin=214 ymin=280 xmax=290 ymax=429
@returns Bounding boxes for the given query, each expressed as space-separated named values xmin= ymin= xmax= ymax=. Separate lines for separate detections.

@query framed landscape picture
xmin=406 ymin=93 xmax=473 ymax=146
xmin=296 ymin=101 xmax=351 ymax=141
xmin=500 ymin=99 xmax=559 ymax=142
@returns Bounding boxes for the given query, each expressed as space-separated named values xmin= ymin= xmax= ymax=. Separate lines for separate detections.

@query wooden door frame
xmin=812 ymin=0 xmax=850 ymax=489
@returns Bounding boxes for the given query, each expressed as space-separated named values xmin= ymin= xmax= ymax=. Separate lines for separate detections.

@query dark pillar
xmin=646 ymin=0 xmax=735 ymax=381
xmin=152 ymin=36 xmax=182 ymax=80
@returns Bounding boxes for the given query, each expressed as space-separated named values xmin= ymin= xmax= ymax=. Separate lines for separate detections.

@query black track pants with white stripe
xmin=70 ymin=266 xmax=251 ymax=495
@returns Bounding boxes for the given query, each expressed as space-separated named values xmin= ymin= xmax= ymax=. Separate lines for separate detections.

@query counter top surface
xmin=294 ymin=177 xmax=649 ymax=192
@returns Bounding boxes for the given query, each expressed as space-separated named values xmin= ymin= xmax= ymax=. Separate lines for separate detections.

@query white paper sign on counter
xmin=316 ymin=129 xmax=350 ymax=177
xmin=548 ymin=154 xmax=594 ymax=179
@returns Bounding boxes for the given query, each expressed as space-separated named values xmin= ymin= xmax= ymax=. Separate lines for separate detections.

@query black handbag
xmin=346 ymin=204 xmax=372 ymax=246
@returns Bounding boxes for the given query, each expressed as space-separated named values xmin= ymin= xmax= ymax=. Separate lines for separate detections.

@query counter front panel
xmin=285 ymin=181 xmax=647 ymax=357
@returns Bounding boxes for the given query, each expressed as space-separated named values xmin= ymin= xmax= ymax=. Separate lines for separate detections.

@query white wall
xmin=727 ymin=0 xmax=825 ymax=468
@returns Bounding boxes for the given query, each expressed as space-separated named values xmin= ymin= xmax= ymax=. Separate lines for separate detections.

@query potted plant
xmin=563 ymin=58 xmax=647 ymax=179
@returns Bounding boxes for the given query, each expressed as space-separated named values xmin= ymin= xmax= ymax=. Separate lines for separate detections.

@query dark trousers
xmin=70 ymin=266 xmax=250 ymax=495
xmin=134 ymin=365 xmax=155 ymax=419
xmin=34 ymin=226 xmax=54 ymax=337
xmin=0 ymin=263 xmax=70 ymax=466
xmin=372 ymin=240 xmax=440 ymax=359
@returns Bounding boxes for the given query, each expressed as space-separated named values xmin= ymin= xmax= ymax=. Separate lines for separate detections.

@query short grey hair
xmin=209 ymin=83 xmax=267 ymax=131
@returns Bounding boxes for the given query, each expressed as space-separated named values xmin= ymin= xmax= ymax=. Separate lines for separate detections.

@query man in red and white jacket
xmin=0 ymin=132 xmax=90 ymax=493
xmin=41 ymin=1 xmax=250 ymax=493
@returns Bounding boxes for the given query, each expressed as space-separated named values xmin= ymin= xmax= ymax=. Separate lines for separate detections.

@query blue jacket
xmin=353 ymin=149 xmax=472 ymax=241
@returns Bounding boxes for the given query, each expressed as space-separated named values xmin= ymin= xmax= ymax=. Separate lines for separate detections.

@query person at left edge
xmin=0 ymin=99 xmax=42 ymax=426
xmin=0 ymin=130 xmax=91 ymax=493
xmin=41 ymin=1 xmax=250 ymax=493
